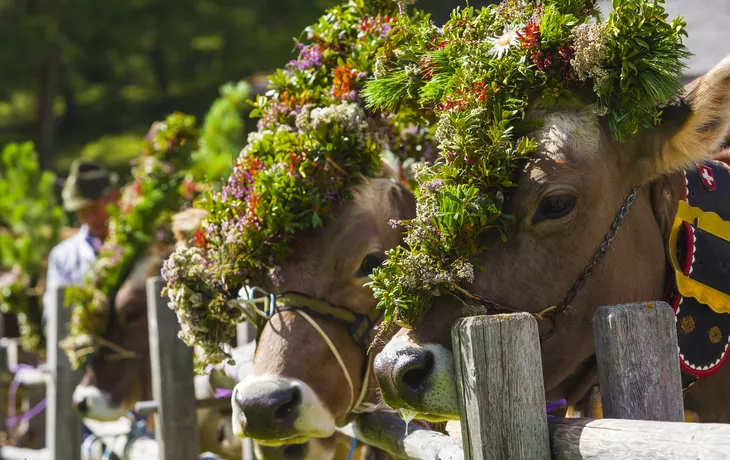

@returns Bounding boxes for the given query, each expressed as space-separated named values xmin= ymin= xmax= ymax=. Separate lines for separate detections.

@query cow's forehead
xmin=534 ymin=108 xmax=602 ymax=162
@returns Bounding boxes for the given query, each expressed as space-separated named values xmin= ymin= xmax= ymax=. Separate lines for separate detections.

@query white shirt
xmin=42 ymin=225 xmax=101 ymax=320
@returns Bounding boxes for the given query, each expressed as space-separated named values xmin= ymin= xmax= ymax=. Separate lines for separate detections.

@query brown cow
xmin=231 ymin=170 xmax=416 ymax=446
xmin=373 ymin=56 xmax=730 ymax=423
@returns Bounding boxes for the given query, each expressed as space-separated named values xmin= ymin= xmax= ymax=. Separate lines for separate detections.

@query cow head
xmin=231 ymin=174 xmax=415 ymax=445
xmin=71 ymin=254 xmax=158 ymax=421
xmin=374 ymin=55 xmax=730 ymax=420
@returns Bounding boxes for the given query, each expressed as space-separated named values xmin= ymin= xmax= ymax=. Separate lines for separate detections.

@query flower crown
xmin=62 ymin=113 xmax=200 ymax=369
xmin=365 ymin=0 xmax=690 ymax=328
xmin=162 ymin=0 xmax=437 ymax=369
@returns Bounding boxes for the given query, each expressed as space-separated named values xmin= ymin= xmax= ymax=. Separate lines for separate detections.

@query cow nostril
xmin=274 ymin=387 xmax=301 ymax=421
xmin=283 ymin=443 xmax=306 ymax=459
xmin=76 ymin=398 xmax=89 ymax=415
xmin=401 ymin=351 xmax=434 ymax=393
xmin=216 ymin=423 xmax=226 ymax=445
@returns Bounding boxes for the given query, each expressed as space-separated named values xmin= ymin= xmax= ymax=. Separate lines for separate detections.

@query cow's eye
xmin=356 ymin=253 xmax=385 ymax=278
xmin=533 ymin=194 xmax=577 ymax=224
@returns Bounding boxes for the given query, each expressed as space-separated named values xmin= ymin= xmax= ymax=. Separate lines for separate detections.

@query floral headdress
xmin=163 ymin=0 xmax=436 ymax=369
xmin=365 ymin=0 xmax=690 ymax=328
xmin=62 ymin=113 xmax=200 ymax=369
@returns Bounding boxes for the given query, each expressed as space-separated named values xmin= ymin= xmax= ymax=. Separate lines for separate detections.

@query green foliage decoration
xmin=364 ymin=0 xmax=690 ymax=328
xmin=0 ymin=142 xmax=65 ymax=351
xmin=62 ymin=113 xmax=200 ymax=369
xmin=162 ymin=0 xmax=436 ymax=370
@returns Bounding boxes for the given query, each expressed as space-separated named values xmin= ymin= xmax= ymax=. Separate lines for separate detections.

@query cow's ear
xmin=630 ymin=55 xmax=730 ymax=184
xmin=387 ymin=181 xmax=416 ymax=222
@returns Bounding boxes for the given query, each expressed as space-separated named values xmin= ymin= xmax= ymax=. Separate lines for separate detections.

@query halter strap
xmin=231 ymin=289 xmax=380 ymax=413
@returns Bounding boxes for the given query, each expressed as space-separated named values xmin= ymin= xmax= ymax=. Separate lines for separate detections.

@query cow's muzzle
xmin=72 ymin=385 xmax=127 ymax=421
xmin=232 ymin=376 xmax=335 ymax=444
xmin=373 ymin=335 xmax=460 ymax=421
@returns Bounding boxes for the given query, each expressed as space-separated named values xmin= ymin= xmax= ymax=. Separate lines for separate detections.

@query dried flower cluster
xmin=364 ymin=0 xmax=690 ymax=327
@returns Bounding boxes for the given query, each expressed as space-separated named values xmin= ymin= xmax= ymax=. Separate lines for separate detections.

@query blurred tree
xmin=0 ymin=0 xmax=493 ymax=170
xmin=0 ymin=142 xmax=66 ymax=350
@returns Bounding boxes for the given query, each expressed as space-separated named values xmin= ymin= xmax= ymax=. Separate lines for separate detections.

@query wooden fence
xmin=451 ymin=302 xmax=730 ymax=460
xmin=8 ymin=286 xmax=724 ymax=459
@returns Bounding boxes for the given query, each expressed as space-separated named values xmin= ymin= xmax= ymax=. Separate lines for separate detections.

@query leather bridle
xmin=453 ymin=185 xmax=642 ymax=326
xmin=230 ymin=287 xmax=382 ymax=413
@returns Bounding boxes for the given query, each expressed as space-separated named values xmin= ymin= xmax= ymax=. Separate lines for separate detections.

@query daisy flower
xmin=486 ymin=27 xmax=520 ymax=59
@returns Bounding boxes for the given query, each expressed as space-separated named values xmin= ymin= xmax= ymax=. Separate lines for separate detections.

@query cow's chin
xmin=72 ymin=385 xmax=128 ymax=421
xmin=255 ymin=436 xmax=337 ymax=460
xmin=374 ymin=336 xmax=460 ymax=421
xmin=231 ymin=376 xmax=336 ymax=444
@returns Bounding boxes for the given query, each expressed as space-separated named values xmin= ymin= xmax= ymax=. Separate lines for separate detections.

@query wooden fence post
xmin=147 ymin=277 xmax=199 ymax=460
xmin=46 ymin=286 xmax=82 ymax=460
xmin=236 ymin=322 xmax=255 ymax=460
xmin=593 ymin=302 xmax=684 ymax=422
xmin=452 ymin=313 xmax=550 ymax=460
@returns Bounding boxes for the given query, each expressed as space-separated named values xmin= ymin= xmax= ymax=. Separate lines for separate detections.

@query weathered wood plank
xmin=451 ymin=313 xmax=550 ymax=460
xmin=133 ymin=396 xmax=231 ymax=416
xmin=548 ymin=417 xmax=730 ymax=460
xmin=147 ymin=277 xmax=199 ymax=460
xmin=338 ymin=411 xmax=463 ymax=460
xmin=593 ymin=302 xmax=684 ymax=422
xmin=236 ymin=321 xmax=256 ymax=460
xmin=0 ymin=446 xmax=49 ymax=460
xmin=46 ymin=287 xmax=82 ymax=460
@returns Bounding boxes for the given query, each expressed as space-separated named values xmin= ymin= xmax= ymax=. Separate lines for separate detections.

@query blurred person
xmin=42 ymin=160 xmax=119 ymax=320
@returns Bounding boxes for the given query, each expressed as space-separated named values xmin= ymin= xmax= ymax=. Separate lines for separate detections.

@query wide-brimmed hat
xmin=61 ymin=160 xmax=118 ymax=212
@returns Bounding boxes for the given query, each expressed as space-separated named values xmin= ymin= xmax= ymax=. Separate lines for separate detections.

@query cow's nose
xmin=235 ymin=385 xmax=302 ymax=437
xmin=374 ymin=346 xmax=434 ymax=408
xmin=394 ymin=348 xmax=435 ymax=398
xmin=74 ymin=397 xmax=90 ymax=415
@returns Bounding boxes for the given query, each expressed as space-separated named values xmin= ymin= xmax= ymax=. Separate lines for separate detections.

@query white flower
xmin=486 ymin=27 xmax=520 ymax=59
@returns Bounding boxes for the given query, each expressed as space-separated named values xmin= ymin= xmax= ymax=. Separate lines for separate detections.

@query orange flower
xmin=332 ymin=64 xmax=358 ymax=99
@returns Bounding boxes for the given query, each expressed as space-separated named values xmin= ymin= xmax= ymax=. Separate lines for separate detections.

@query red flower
xmin=194 ymin=229 xmax=207 ymax=248
xmin=518 ymin=23 xmax=540 ymax=50
xmin=289 ymin=153 xmax=298 ymax=174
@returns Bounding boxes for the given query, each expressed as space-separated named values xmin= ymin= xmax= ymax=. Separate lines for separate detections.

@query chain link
xmin=559 ymin=185 xmax=641 ymax=311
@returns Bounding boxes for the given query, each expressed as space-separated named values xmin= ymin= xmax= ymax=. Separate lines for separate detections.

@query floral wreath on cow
xmin=364 ymin=0 xmax=690 ymax=328
xmin=162 ymin=0 xmax=437 ymax=370
xmin=62 ymin=113 xmax=201 ymax=369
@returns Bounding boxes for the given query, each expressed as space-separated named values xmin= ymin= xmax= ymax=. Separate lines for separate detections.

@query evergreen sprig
xmin=365 ymin=0 xmax=689 ymax=328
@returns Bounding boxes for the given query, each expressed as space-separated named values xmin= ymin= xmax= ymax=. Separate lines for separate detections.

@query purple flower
xmin=289 ymin=44 xmax=323 ymax=71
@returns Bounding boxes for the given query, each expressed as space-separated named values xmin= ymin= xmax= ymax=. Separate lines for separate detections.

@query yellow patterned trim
xmin=667 ymin=201 xmax=730 ymax=314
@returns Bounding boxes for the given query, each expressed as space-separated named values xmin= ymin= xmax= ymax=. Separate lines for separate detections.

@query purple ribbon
xmin=215 ymin=388 xmax=234 ymax=399
xmin=546 ymin=399 xmax=567 ymax=419
xmin=6 ymin=364 xmax=47 ymax=430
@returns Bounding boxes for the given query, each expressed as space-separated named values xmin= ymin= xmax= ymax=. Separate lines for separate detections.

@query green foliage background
xmin=0 ymin=0 xmax=487 ymax=177
xmin=0 ymin=142 xmax=66 ymax=350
